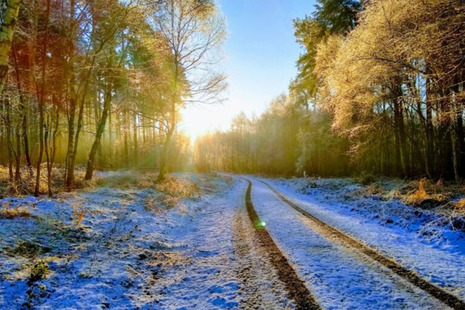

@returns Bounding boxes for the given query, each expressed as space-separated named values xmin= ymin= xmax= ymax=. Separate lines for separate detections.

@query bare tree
xmin=148 ymin=0 xmax=226 ymax=181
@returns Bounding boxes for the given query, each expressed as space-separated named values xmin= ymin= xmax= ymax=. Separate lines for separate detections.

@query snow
xmin=261 ymin=176 xmax=465 ymax=301
xmin=249 ymin=179 xmax=449 ymax=309
xmin=0 ymin=174 xmax=248 ymax=309
xmin=2 ymin=172 xmax=464 ymax=309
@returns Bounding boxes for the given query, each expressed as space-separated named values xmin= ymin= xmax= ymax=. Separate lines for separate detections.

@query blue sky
xmin=181 ymin=0 xmax=316 ymax=138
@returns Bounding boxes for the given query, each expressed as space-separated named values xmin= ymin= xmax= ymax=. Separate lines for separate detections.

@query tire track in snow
xmin=243 ymin=180 xmax=321 ymax=310
xmin=256 ymin=178 xmax=465 ymax=310
xmin=232 ymin=209 xmax=266 ymax=308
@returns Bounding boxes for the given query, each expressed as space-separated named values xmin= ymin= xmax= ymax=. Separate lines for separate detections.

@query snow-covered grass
xmin=0 ymin=172 xmax=243 ymax=309
xmin=261 ymin=176 xmax=465 ymax=301
xmin=263 ymin=177 xmax=465 ymax=242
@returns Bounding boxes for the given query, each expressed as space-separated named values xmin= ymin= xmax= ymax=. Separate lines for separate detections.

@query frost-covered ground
xmin=249 ymin=179 xmax=449 ymax=309
xmin=261 ymin=176 xmax=465 ymax=302
xmin=0 ymin=173 xmax=253 ymax=309
xmin=2 ymin=172 xmax=465 ymax=309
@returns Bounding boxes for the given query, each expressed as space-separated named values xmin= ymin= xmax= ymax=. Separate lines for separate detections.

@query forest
xmin=196 ymin=0 xmax=465 ymax=182
xmin=1 ymin=0 xmax=465 ymax=195
xmin=0 ymin=0 xmax=224 ymax=196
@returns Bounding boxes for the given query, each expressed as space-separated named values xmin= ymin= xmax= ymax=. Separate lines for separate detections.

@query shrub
xmin=144 ymin=176 xmax=201 ymax=211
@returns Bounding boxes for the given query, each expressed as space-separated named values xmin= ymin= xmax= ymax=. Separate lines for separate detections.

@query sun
xmin=180 ymin=104 xmax=231 ymax=140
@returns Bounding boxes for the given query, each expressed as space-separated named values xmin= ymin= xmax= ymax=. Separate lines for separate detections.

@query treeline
xmin=195 ymin=94 xmax=348 ymax=177
xmin=195 ymin=0 xmax=465 ymax=181
xmin=0 ymin=0 xmax=224 ymax=195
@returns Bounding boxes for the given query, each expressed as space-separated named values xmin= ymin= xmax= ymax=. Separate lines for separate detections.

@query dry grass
xmin=142 ymin=175 xmax=201 ymax=211
xmin=403 ymin=178 xmax=447 ymax=207
xmin=144 ymin=195 xmax=164 ymax=213
xmin=72 ymin=203 xmax=85 ymax=227
xmin=0 ymin=206 xmax=31 ymax=218
xmin=456 ymin=198 xmax=465 ymax=208
xmin=104 ymin=172 xmax=200 ymax=197
xmin=0 ymin=200 xmax=32 ymax=219
xmin=451 ymin=198 xmax=465 ymax=215
xmin=98 ymin=172 xmax=201 ymax=211
xmin=0 ymin=165 xmax=50 ymax=196
xmin=97 ymin=173 xmax=143 ymax=189
xmin=74 ymin=171 xmax=101 ymax=191
xmin=155 ymin=176 xmax=200 ymax=199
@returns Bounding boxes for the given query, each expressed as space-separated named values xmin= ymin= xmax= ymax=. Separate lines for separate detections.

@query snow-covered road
xmin=257 ymin=176 xmax=465 ymax=304
xmin=1 ymin=173 xmax=465 ymax=309
xmin=247 ymin=178 xmax=454 ymax=310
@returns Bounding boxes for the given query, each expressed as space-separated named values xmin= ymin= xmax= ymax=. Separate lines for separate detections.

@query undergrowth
xmin=403 ymin=178 xmax=449 ymax=208
xmin=0 ymin=166 xmax=101 ymax=196
xmin=0 ymin=200 xmax=33 ymax=219
xmin=145 ymin=176 xmax=201 ymax=210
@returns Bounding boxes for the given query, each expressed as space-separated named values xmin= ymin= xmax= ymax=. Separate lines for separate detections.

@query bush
xmin=455 ymin=198 xmax=465 ymax=211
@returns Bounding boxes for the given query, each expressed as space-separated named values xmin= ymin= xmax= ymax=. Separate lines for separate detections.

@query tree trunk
xmin=158 ymin=129 xmax=173 ymax=181
xmin=0 ymin=0 xmax=21 ymax=94
xmin=85 ymin=83 xmax=111 ymax=180
xmin=65 ymin=94 xmax=77 ymax=190
xmin=133 ymin=111 xmax=138 ymax=166
xmin=34 ymin=94 xmax=45 ymax=196
xmin=12 ymin=48 xmax=33 ymax=174
xmin=123 ymin=110 xmax=129 ymax=167
xmin=6 ymin=103 xmax=13 ymax=183
xmin=158 ymin=61 xmax=179 ymax=182
xmin=65 ymin=0 xmax=77 ymax=190
xmin=393 ymin=95 xmax=407 ymax=177
xmin=5 ymin=95 xmax=17 ymax=193
xmin=46 ymin=104 xmax=59 ymax=196
xmin=34 ymin=0 xmax=50 ymax=196
xmin=44 ymin=112 xmax=52 ymax=196
xmin=14 ymin=122 xmax=21 ymax=183
xmin=425 ymin=82 xmax=434 ymax=178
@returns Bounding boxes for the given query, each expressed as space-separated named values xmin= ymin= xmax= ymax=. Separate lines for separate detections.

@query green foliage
xmin=292 ymin=0 xmax=362 ymax=97
xmin=314 ymin=0 xmax=362 ymax=34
